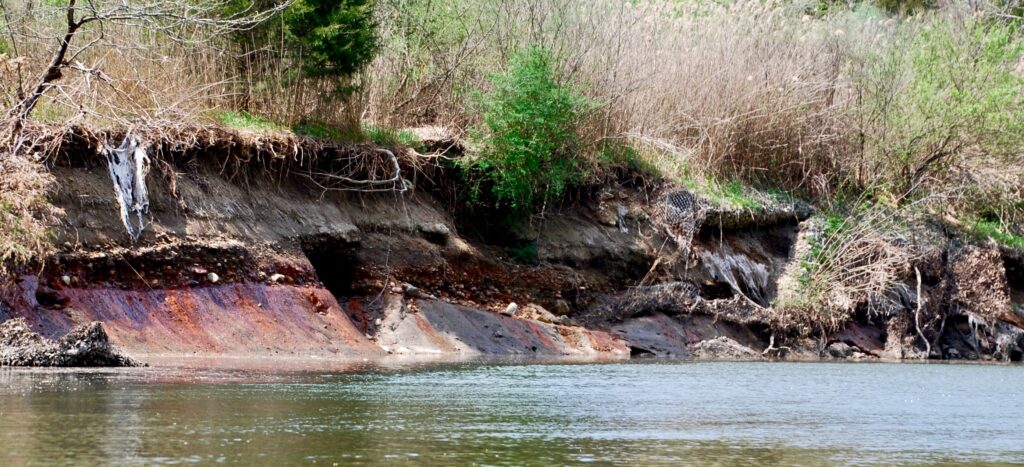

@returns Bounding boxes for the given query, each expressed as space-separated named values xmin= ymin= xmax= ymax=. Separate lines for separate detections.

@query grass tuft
xmin=968 ymin=219 xmax=1024 ymax=251
xmin=214 ymin=111 xmax=288 ymax=133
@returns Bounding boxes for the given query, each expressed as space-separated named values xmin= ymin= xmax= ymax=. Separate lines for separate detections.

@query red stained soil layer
xmin=4 ymin=277 xmax=383 ymax=358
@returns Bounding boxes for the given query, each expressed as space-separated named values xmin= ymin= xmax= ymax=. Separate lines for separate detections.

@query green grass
xmin=679 ymin=175 xmax=766 ymax=211
xmin=213 ymin=112 xmax=422 ymax=150
xmin=968 ymin=218 xmax=1024 ymax=250
xmin=292 ymin=120 xmax=358 ymax=141
xmin=598 ymin=141 xmax=661 ymax=178
xmin=214 ymin=111 xmax=288 ymax=133
xmin=364 ymin=125 xmax=424 ymax=150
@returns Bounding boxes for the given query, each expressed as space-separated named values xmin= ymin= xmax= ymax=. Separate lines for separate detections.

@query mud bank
xmin=2 ymin=128 xmax=1022 ymax=366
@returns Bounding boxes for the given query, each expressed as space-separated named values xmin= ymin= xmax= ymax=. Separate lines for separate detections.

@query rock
xmin=827 ymin=342 xmax=854 ymax=359
xmin=374 ymin=318 xmax=383 ymax=326
xmin=61 ymin=275 xmax=72 ymax=286
xmin=553 ymin=299 xmax=572 ymax=316
xmin=691 ymin=337 xmax=760 ymax=360
xmin=34 ymin=286 xmax=69 ymax=308
xmin=515 ymin=304 xmax=566 ymax=324
xmin=269 ymin=273 xmax=286 ymax=283
xmin=0 ymin=318 xmax=139 ymax=367
xmin=417 ymin=223 xmax=451 ymax=244
xmin=206 ymin=272 xmax=219 ymax=284
xmin=501 ymin=302 xmax=518 ymax=316
xmin=401 ymin=282 xmax=436 ymax=300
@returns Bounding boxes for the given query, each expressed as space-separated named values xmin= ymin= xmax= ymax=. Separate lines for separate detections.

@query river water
xmin=1 ymin=361 xmax=1022 ymax=465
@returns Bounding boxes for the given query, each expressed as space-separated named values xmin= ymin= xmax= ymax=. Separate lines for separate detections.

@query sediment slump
xmin=1 ymin=128 xmax=1022 ymax=365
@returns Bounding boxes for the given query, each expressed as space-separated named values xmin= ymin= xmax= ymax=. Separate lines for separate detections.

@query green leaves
xmin=284 ymin=0 xmax=378 ymax=81
xmin=462 ymin=47 xmax=593 ymax=216
xmin=854 ymin=18 xmax=1024 ymax=199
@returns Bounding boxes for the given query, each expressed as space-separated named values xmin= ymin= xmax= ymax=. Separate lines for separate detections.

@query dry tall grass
xmin=774 ymin=208 xmax=915 ymax=333
xmin=361 ymin=0 xmax=1024 ymax=209
xmin=0 ymin=154 xmax=59 ymax=274
xmin=4 ymin=0 xmax=1020 ymax=209
xmin=363 ymin=0 xmax=856 ymax=189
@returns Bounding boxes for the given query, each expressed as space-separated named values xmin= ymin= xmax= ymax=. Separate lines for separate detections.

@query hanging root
xmin=299 ymin=148 xmax=411 ymax=195
xmin=913 ymin=266 xmax=930 ymax=359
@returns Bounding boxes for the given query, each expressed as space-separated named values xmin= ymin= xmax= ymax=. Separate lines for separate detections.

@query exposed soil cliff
xmin=2 ymin=128 xmax=1022 ymax=365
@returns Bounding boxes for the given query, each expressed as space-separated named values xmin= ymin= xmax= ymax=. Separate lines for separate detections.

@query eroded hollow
xmin=1004 ymin=253 xmax=1024 ymax=306
xmin=301 ymin=237 xmax=359 ymax=299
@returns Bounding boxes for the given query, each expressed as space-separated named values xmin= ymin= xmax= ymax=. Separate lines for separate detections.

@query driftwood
xmin=104 ymin=135 xmax=151 ymax=241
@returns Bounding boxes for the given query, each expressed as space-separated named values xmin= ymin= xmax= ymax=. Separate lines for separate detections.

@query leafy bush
xmin=873 ymin=0 xmax=936 ymax=14
xmin=851 ymin=18 xmax=1024 ymax=201
xmin=283 ymin=0 xmax=378 ymax=84
xmin=462 ymin=47 xmax=593 ymax=213
xmin=221 ymin=0 xmax=378 ymax=129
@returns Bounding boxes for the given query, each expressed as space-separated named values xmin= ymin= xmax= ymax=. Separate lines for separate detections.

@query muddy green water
xmin=1 ymin=361 xmax=1023 ymax=466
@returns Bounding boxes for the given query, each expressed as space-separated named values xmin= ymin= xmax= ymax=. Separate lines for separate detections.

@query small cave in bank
xmin=301 ymin=239 xmax=358 ymax=300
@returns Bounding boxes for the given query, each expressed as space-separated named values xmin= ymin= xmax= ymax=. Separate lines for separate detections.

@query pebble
xmin=269 ymin=273 xmax=286 ymax=283
xmin=206 ymin=272 xmax=219 ymax=284
xmin=374 ymin=318 xmax=383 ymax=326
xmin=502 ymin=302 xmax=518 ymax=316
xmin=61 ymin=275 xmax=71 ymax=286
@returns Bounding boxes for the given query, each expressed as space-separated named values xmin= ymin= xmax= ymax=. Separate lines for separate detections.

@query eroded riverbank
xmin=2 ymin=128 xmax=1023 ymax=365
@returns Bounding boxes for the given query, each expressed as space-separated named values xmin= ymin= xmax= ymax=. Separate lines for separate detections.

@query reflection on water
xmin=1 ymin=362 xmax=1023 ymax=465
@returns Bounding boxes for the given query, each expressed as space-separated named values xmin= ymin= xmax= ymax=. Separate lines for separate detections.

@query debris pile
xmin=0 ymin=318 xmax=139 ymax=367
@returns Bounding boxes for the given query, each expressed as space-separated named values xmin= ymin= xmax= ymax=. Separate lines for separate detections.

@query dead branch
xmin=4 ymin=0 xmax=291 ymax=131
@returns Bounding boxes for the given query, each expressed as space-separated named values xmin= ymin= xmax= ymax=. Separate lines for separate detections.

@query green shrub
xmin=873 ymin=0 xmax=935 ymax=14
xmin=852 ymin=19 xmax=1024 ymax=200
xmin=221 ymin=0 xmax=377 ymax=129
xmin=283 ymin=0 xmax=378 ymax=85
xmin=462 ymin=47 xmax=594 ymax=214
